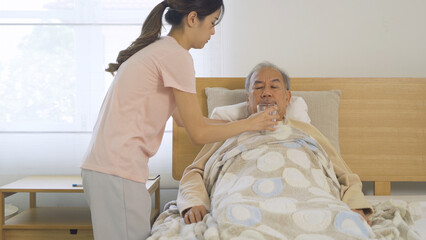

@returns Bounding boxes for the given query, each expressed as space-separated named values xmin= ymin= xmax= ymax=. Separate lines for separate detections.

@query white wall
xmin=220 ymin=0 xmax=426 ymax=78
xmin=2 ymin=0 xmax=426 ymax=213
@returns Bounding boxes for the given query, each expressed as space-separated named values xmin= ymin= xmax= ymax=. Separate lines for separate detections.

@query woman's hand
xmin=183 ymin=205 xmax=208 ymax=224
xmin=246 ymin=106 xmax=280 ymax=131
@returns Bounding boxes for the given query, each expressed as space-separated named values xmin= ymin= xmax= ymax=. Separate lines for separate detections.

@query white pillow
xmin=210 ymin=96 xmax=311 ymax=123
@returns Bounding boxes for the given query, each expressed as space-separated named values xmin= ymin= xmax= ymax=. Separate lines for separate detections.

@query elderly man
xmin=176 ymin=62 xmax=373 ymax=239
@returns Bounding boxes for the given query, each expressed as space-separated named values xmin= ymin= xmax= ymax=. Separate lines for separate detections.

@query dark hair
xmin=105 ymin=0 xmax=225 ymax=75
xmin=245 ymin=61 xmax=291 ymax=91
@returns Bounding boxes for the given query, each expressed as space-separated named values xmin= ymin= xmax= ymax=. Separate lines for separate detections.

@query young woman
xmin=81 ymin=0 xmax=278 ymax=239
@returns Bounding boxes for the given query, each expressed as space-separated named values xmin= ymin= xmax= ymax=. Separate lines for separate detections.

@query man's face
xmin=246 ymin=67 xmax=291 ymax=120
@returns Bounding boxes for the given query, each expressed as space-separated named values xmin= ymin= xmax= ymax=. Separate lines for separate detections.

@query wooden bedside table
xmin=0 ymin=175 xmax=160 ymax=240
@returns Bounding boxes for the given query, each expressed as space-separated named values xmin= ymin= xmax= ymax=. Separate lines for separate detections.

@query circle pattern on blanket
xmin=241 ymin=145 xmax=268 ymax=161
xmin=232 ymin=229 xmax=266 ymax=240
xmin=259 ymin=197 xmax=297 ymax=214
xmin=307 ymin=197 xmax=335 ymax=203
xmin=308 ymin=187 xmax=333 ymax=198
xmin=292 ymin=210 xmax=332 ymax=232
xmin=311 ymin=169 xmax=331 ymax=192
xmin=256 ymin=224 xmax=289 ymax=240
xmin=287 ymin=149 xmax=311 ymax=169
xmin=216 ymin=193 xmax=243 ymax=210
xmin=269 ymin=125 xmax=292 ymax=140
xmin=295 ymin=234 xmax=334 ymax=240
xmin=215 ymin=173 xmax=237 ymax=195
xmin=282 ymin=168 xmax=311 ymax=188
xmin=327 ymin=203 xmax=350 ymax=211
xmin=226 ymin=204 xmax=262 ymax=227
xmin=252 ymin=178 xmax=284 ymax=197
xmin=257 ymin=151 xmax=285 ymax=172
xmin=334 ymin=211 xmax=371 ymax=239
xmin=228 ymin=176 xmax=255 ymax=195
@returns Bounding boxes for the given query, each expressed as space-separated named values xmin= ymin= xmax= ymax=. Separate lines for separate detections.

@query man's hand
xmin=351 ymin=209 xmax=372 ymax=225
xmin=183 ymin=205 xmax=208 ymax=224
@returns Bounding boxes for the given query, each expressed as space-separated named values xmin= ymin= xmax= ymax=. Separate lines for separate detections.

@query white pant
xmin=82 ymin=169 xmax=151 ymax=240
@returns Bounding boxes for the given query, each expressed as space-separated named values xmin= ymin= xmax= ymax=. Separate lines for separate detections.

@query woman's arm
xmin=204 ymin=117 xmax=228 ymax=124
xmin=172 ymin=109 xmax=185 ymax=127
xmin=172 ymin=106 xmax=227 ymax=128
xmin=173 ymin=88 xmax=278 ymax=145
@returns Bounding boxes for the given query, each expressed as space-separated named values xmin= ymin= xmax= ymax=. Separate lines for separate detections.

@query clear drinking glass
xmin=257 ymin=103 xmax=278 ymax=120
xmin=257 ymin=103 xmax=278 ymax=134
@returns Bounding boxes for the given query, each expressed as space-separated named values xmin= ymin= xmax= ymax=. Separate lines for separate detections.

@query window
xmin=0 ymin=0 xmax=223 ymax=132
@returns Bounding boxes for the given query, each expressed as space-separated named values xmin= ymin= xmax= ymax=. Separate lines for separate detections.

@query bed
xmin=157 ymin=77 xmax=426 ymax=239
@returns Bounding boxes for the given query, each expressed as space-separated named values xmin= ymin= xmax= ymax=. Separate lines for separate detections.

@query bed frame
xmin=173 ymin=77 xmax=426 ymax=195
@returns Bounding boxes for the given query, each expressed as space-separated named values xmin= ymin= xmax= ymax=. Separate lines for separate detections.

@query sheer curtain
xmin=0 ymin=0 xmax=223 ymax=132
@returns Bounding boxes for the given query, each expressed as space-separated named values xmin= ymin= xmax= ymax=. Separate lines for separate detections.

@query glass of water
xmin=257 ymin=103 xmax=278 ymax=120
xmin=257 ymin=103 xmax=278 ymax=134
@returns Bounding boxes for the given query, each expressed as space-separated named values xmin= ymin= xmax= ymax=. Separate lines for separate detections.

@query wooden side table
xmin=0 ymin=175 xmax=160 ymax=240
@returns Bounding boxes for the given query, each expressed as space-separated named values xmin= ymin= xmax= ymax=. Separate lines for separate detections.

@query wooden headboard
xmin=173 ymin=78 xmax=426 ymax=195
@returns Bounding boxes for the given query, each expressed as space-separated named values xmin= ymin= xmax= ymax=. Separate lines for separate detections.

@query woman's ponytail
xmin=105 ymin=2 xmax=168 ymax=75
xmin=105 ymin=0 xmax=224 ymax=75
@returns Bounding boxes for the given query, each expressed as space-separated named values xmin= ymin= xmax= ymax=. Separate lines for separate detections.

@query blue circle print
xmin=226 ymin=204 xmax=262 ymax=226
xmin=334 ymin=211 xmax=371 ymax=238
xmin=252 ymin=178 xmax=284 ymax=197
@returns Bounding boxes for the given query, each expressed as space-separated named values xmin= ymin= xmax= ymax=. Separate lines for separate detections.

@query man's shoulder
xmin=287 ymin=118 xmax=316 ymax=131
xmin=287 ymin=119 xmax=328 ymax=141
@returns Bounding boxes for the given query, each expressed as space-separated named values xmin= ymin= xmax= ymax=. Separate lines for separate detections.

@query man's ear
xmin=246 ymin=92 xmax=254 ymax=114
xmin=286 ymin=90 xmax=292 ymax=104
xmin=186 ymin=11 xmax=198 ymax=27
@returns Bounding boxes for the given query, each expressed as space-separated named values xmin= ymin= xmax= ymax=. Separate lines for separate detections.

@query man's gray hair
xmin=245 ymin=61 xmax=291 ymax=91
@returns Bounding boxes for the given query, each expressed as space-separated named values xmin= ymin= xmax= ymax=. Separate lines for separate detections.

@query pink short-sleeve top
xmin=81 ymin=36 xmax=196 ymax=183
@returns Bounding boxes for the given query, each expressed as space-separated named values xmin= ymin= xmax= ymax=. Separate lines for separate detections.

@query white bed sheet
xmin=365 ymin=195 xmax=426 ymax=239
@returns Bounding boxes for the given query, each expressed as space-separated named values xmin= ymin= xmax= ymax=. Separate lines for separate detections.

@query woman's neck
xmin=168 ymin=29 xmax=191 ymax=50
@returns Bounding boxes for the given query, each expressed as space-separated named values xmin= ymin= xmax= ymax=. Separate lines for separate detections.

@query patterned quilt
xmin=148 ymin=123 xmax=422 ymax=240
